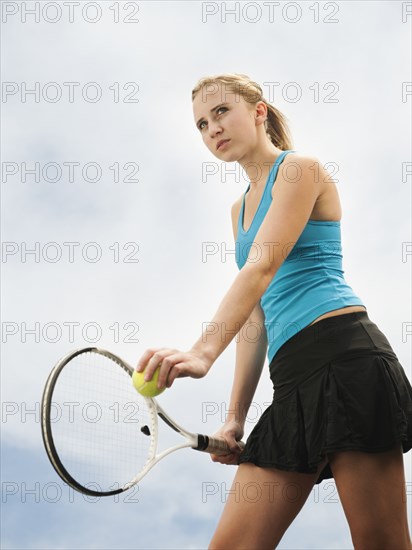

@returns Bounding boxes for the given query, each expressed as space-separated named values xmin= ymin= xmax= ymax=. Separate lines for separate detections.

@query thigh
xmin=209 ymin=458 xmax=327 ymax=550
xmin=327 ymin=445 xmax=412 ymax=549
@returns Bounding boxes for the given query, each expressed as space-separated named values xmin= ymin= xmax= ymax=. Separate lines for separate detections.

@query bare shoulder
xmin=280 ymin=151 xmax=341 ymax=221
xmin=231 ymin=193 xmax=244 ymax=241
xmin=275 ymin=151 xmax=334 ymax=196
xmin=281 ymin=151 xmax=330 ymax=179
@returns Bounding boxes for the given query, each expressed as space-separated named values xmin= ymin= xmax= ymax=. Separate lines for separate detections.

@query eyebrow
xmin=196 ymin=102 xmax=229 ymax=128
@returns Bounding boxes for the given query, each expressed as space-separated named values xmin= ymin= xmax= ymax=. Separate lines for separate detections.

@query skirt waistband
xmin=269 ymin=310 xmax=399 ymax=391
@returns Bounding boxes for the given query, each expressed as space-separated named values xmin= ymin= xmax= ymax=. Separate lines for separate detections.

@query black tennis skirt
xmin=239 ymin=310 xmax=412 ymax=485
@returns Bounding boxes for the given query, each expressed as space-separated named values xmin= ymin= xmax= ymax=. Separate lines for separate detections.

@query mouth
xmin=216 ymin=139 xmax=230 ymax=151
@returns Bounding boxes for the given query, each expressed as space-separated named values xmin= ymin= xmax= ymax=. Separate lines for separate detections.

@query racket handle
xmin=195 ymin=434 xmax=245 ymax=455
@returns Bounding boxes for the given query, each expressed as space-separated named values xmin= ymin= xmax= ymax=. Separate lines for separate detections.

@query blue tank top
xmin=235 ymin=150 xmax=366 ymax=364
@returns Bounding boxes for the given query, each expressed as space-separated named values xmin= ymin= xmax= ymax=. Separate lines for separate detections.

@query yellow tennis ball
xmin=132 ymin=367 xmax=165 ymax=398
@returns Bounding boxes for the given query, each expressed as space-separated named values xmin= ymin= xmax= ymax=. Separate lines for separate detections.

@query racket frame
xmin=41 ymin=347 xmax=239 ymax=497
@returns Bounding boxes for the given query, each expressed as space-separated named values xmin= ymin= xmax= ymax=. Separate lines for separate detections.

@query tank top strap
xmin=237 ymin=150 xmax=296 ymax=234
xmin=263 ymin=149 xmax=296 ymax=199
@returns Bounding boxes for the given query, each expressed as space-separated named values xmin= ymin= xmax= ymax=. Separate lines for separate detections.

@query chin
xmin=213 ymin=149 xmax=238 ymax=162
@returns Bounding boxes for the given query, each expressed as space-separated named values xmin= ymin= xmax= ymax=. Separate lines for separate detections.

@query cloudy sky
xmin=1 ymin=1 xmax=411 ymax=549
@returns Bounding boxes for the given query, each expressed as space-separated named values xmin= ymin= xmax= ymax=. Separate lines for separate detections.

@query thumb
xmin=225 ymin=432 xmax=243 ymax=453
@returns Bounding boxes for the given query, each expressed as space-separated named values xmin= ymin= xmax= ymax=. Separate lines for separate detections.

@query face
xmin=193 ymin=83 xmax=266 ymax=162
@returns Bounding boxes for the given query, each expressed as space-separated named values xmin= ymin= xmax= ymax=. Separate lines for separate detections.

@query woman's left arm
xmin=136 ymin=155 xmax=322 ymax=387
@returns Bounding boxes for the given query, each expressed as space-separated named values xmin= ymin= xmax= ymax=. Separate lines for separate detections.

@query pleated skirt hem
xmin=240 ymin=437 xmax=412 ymax=478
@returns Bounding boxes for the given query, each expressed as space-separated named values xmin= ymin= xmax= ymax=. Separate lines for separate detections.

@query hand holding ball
xmin=132 ymin=366 xmax=165 ymax=398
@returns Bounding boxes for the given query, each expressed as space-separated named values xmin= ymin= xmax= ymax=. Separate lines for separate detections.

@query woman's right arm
xmin=210 ymin=200 xmax=268 ymax=464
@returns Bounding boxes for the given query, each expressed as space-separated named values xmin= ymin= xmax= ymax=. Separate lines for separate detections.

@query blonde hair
xmin=192 ymin=73 xmax=293 ymax=150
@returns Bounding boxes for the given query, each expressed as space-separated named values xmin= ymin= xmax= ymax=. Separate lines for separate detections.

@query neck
xmin=237 ymin=141 xmax=286 ymax=191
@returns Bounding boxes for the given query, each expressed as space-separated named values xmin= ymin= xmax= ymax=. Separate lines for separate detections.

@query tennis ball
xmin=132 ymin=367 xmax=165 ymax=398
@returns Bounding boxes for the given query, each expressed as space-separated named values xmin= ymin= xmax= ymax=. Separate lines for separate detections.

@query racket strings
xmin=48 ymin=351 xmax=156 ymax=493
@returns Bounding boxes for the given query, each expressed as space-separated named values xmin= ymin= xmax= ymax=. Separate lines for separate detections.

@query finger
xmin=136 ymin=348 xmax=161 ymax=372
xmin=157 ymin=355 xmax=188 ymax=388
xmin=164 ymin=361 xmax=188 ymax=388
xmin=221 ymin=456 xmax=238 ymax=465
xmin=222 ymin=434 xmax=243 ymax=454
xmin=231 ymin=440 xmax=245 ymax=454
xmin=165 ymin=368 xmax=190 ymax=389
xmin=210 ymin=452 xmax=230 ymax=462
xmin=210 ymin=453 xmax=238 ymax=465
xmin=147 ymin=350 xmax=182 ymax=386
xmin=225 ymin=437 xmax=239 ymax=453
xmin=143 ymin=349 xmax=176 ymax=382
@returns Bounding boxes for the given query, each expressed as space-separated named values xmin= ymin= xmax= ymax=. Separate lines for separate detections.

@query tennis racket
xmin=41 ymin=347 xmax=244 ymax=497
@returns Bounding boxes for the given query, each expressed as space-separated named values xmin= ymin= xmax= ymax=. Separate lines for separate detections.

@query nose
xmin=207 ymin=120 xmax=222 ymax=140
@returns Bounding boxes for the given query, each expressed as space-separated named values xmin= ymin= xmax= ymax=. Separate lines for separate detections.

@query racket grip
xmin=195 ymin=434 xmax=245 ymax=455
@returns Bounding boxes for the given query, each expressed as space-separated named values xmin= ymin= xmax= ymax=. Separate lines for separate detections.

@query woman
xmin=136 ymin=73 xmax=412 ymax=549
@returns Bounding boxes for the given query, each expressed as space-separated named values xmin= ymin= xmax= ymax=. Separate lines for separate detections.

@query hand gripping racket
xmin=41 ymin=347 xmax=244 ymax=497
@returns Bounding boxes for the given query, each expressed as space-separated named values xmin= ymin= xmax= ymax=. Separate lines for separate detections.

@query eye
xmin=198 ymin=107 xmax=228 ymax=131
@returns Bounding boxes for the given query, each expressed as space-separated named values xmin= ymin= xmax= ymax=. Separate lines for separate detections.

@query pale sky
xmin=1 ymin=1 xmax=411 ymax=549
